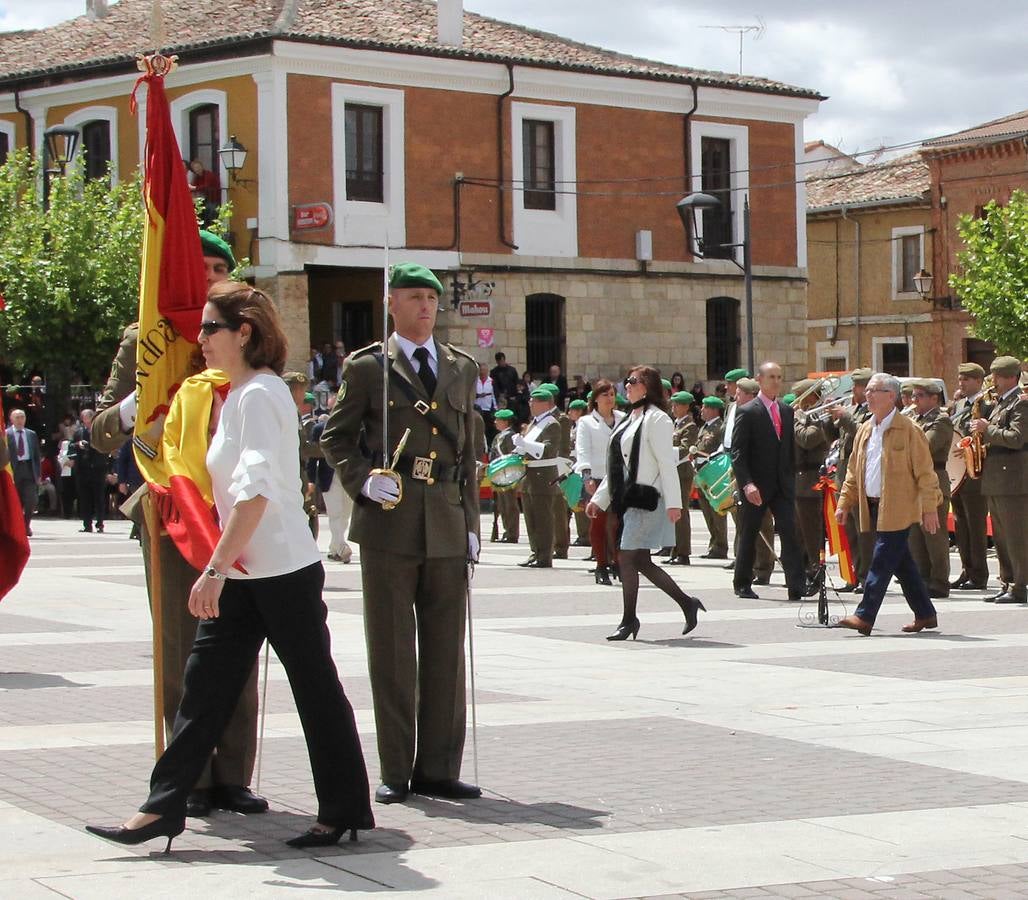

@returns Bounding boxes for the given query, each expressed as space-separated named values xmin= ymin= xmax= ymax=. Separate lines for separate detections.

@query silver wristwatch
xmin=203 ymin=565 xmax=227 ymax=582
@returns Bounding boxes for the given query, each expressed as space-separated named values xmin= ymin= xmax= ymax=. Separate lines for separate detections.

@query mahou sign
xmin=293 ymin=203 xmax=334 ymax=230
xmin=458 ymin=300 xmax=491 ymax=317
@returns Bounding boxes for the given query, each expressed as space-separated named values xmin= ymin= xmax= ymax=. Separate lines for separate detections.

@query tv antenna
xmin=700 ymin=18 xmax=766 ymax=74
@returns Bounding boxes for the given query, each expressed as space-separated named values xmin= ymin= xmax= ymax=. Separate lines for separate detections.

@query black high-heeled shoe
xmin=85 ymin=816 xmax=185 ymax=853
xmin=606 ymin=617 xmax=640 ymax=641
xmin=594 ymin=566 xmax=612 ymax=586
xmin=286 ymin=825 xmax=359 ymax=848
xmin=681 ymin=596 xmax=707 ymax=636
xmin=609 ymin=563 xmax=620 ymax=582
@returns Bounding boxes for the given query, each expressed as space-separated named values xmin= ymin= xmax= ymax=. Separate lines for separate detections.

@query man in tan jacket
xmin=835 ymin=373 xmax=943 ymax=636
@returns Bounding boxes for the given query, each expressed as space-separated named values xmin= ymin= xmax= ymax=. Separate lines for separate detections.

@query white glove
xmin=361 ymin=473 xmax=400 ymax=505
xmin=511 ymin=433 xmax=527 ymax=453
xmin=468 ymin=532 xmax=480 ymax=562
xmin=118 ymin=392 xmax=138 ymax=432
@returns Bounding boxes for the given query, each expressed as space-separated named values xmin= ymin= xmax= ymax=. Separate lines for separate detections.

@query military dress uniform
xmin=321 ymin=332 xmax=479 ymax=789
xmin=908 ymin=404 xmax=954 ymax=596
xmin=488 ymin=425 xmax=521 ymax=543
xmin=517 ymin=405 xmax=563 ymax=567
xmin=91 ymin=324 xmax=260 ymax=801
xmin=794 ymin=410 xmax=830 ymax=577
xmin=826 ymin=387 xmax=874 ymax=587
xmin=552 ymin=409 xmax=573 ymax=558
xmin=949 ymin=388 xmax=992 ymax=589
xmin=979 ymin=376 xmax=1028 ymax=603
xmin=696 ymin=415 xmax=729 ymax=557
xmin=670 ymin=412 xmax=698 ymax=563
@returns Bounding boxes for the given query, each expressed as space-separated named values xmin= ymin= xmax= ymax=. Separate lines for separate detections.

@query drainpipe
xmin=497 ymin=63 xmax=517 ymax=249
xmin=13 ymin=87 xmax=33 ymax=157
xmin=840 ymin=205 xmax=861 ymax=365
xmin=682 ymin=81 xmax=699 ymax=195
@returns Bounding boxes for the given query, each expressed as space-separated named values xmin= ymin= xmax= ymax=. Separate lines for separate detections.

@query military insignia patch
xmin=337 ymin=380 xmax=347 ymax=402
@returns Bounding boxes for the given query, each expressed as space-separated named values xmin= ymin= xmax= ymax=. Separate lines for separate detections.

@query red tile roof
xmin=0 ymin=0 xmax=823 ymax=99
xmin=922 ymin=109 xmax=1028 ymax=150
xmin=806 ymin=152 xmax=930 ymax=212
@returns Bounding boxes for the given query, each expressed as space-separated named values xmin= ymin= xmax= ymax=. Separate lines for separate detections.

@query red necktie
xmin=770 ymin=402 xmax=782 ymax=439
xmin=16 ymin=429 xmax=25 ymax=458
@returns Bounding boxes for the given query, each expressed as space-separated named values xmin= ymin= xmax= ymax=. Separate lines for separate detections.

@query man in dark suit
xmin=6 ymin=408 xmax=41 ymax=536
xmin=730 ymin=361 xmax=806 ymax=600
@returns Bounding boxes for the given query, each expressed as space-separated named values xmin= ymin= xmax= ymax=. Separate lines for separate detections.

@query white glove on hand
xmin=468 ymin=532 xmax=480 ymax=562
xmin=511 ymin=433 xmax=527 ymax=453
xmin=118 ymin=392 xmax=138 ymax=432
xmin=362 ymin=473 xmax=400 ymax=505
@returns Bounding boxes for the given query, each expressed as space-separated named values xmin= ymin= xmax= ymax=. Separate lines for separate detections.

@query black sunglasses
xmin=625 ymin=376 xmax=641 ymax=385
xmin=200 ymin=320 xmax=237 ymax=336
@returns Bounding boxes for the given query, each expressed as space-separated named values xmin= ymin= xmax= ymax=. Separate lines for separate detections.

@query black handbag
xmin=618 ymin=417 xmax=660 ymax=512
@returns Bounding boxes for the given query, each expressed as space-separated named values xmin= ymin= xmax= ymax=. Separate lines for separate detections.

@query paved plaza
xmin=4 ymin=512 xmax=1028 ymax=898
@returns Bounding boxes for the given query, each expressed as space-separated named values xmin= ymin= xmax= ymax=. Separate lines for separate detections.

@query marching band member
xmin=793 ymin=378 xmax=830 ymax=585
xmin=664 ymin=391 xmax=697 ymax=566
xmin=489 ymin=409 xmax=520 ymax=544
xmin=515 ymin=388 xmax=563 ymax=569
xmin=696 ymin=396 xmax=729 ymax=559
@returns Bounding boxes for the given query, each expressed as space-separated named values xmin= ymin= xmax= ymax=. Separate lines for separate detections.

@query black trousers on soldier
xmin=142 ymin=563 xmax=373 ymax=829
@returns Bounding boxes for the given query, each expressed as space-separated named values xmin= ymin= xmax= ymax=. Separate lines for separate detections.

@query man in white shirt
xmin=474 ymin=362 xmax=497 ymax=445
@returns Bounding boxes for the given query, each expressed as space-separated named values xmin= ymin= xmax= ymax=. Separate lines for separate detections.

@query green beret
xmin=568 ymin=399 xmax=587 ymax=410
xmin=586 ymin=390 xmax=594 ymax=401
xmin=991 ymin=355 xmax=1021 ymax=377
xmin=615 ymin=394 xmax=630 ymax=408
xmin=958 ymin=362 xmax=986 ymax=378
xmin=724 ymin=368 xmax=750 ymax=383
xmin=850 ymin=367 xmax=873 ymax=385
xmin=736 ymin=377 xmax=759 ymax=395
xmin=702 ymin=396 xmax=725 ymax=410
xmin=494 ymin=408 xmax=515 ymax=420
xmin=538 ymin=382 xmax=560 ymax=396
xmin=661 ymin=378 xmax=672 ymax=391
xmin=781 ymin=393 xmax=796 ymax=405
xmin=670 ymin=391 xmax=695 ymax=405
xmin=529 ymin=388 xmax=552 ymax=400
xmin=199 ymin=230 xmax=236 ymax=269
xmin=389 ymin=262 xmax=444 ymax=295
xmin=282 ymin=371 xmax=309 ymax=386
xmin=304 ymin=392 xmax=316 ymax=403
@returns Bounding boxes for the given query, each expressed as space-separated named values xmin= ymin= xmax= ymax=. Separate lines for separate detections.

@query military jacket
xmin=489 ymin=429 xmax=516 ymax=461
xmin=980 ymin=390 xmax=1028 ymax=497
xmin=794 ymin=414 xmax=830 ymax=497
xmin=950 ymin=393 xmax=993 ymax=437
xmin=916 ymin=407 xmax=955 ymax=470
xmin=91 ymin=324 xmax=139 ymax=453
xmin=320 ymin=335 xmax=479 ymax=557
xmin=696 ymin=418 xmax=724 ymax=456
xmin=673 ymin=416 xmax=699 ymax=477
xmin=520 ymin=413 xmax=562 ymax=495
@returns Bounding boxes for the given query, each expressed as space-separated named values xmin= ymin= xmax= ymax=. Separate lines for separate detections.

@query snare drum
xmin=486 ymin=453 xmax=526 ymax=490
xmin=693 ymin=451 xmax=736 ymax=515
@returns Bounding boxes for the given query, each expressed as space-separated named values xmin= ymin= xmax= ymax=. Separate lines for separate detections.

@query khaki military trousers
xmin=951 ymin=476 xmax=990 ymax=586
xmin=552 ymin=495 xmax=570 ymax=556
xmin=141 ymin=522 xmax=258 ymax=789
xmin=699 ymin=493 xmax=728 ymax=556
xmin=673 ymin=469 xmax=695 ymax=560
xmin=987 ymin=494 xmax=1028 ymax=588
xmin=909 ymin=472 xmax=951 ymax=594
xmin=795 ymin=495 xmax=825 ymax=574
xmin=360 ymin=547 xmax=468 ymax=785
xmin=495 ymin=489 xmax=520 ymax=541
xmin=522 ymin=489 xmax=558 ymax=564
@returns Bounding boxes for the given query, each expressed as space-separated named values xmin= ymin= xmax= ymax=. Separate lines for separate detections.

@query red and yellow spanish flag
xmin=0 ymin=393 xmax=31 ymax=601
xmin=815 ymin=475 xmax=857 ymax=585
xmin=130 ymin=63 xmax=207 ymax=486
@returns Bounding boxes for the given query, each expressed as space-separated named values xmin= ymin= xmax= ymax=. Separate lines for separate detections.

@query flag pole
xmin=143 ymin=491 xmax=166 ymax=757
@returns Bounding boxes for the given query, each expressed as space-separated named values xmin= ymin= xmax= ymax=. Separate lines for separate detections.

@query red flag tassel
xmin=814 ymin=476 xmax=857 ymax=585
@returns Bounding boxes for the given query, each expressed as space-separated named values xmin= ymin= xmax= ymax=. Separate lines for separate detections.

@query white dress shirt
xmin=394 ymin=332 xmax=438 ymax=377
xmin=864 ymin=407 xmax=897 ymax=499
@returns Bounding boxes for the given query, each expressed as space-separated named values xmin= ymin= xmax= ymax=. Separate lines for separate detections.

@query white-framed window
xmin=891 ymin=226 xmax=925 ymax=299
xmin=816 ymin=340 xmax=849 ymax=373
xmin=331 ymin=83 xmax=405 ymax=247
xmin=169 ymin=89 xmax=228 ymax=201
xmin=60 ymin=106 xmax=118 ymax=183
xmin=690 ymin=121 xmax=749 ymax=264
xmin=872 ymin=336 xmax=912 ymax=377
xmin=0 ymin=120 xmax=15 ymax=164
xmin=510 ymin=101 xmax=577 ymax=257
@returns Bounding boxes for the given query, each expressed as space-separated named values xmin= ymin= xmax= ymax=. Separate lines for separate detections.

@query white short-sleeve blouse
xmin=207 ymin=373 xmax=321 ymax=579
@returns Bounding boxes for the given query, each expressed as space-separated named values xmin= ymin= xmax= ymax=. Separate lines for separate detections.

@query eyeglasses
xmin=200 ymin=320 xmax=235 ymax=336
xmin=865 ymin=387 xmax=893 ymax=395
xmin=625 ymin=376 xmax=641 ymax=385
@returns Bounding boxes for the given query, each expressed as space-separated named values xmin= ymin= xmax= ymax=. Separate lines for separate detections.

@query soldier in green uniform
xmin=515 ymin=388 xmax=564 ymax=568
xmin=665 ymin=390 xmax=697 ymax=565
xmin=283 ymin=371 xmax=321 ymax=539
xmin=793 ymin=379 xmax=831 ymax=582
xmin=827 ymin=367 xmax=874 ymax=592
xmin=970 ymin=356 xmax=1028 ymax=604
xmin=948 ymin=363 xmax=991 ymax=590
xmin=489 ymin=408 xmax=520 ymax=543
xmin=89 ymin=230 xmax=266 ymax=819
xmin=696 ymin=396 xmax=729 ymax=558
xmin=320 ymin=263 xmax=481 ymax=804
xmin=537 ymin=382 xmax=572 ymax=559
xmin=908 ymin=381 xmax=954 ymax=597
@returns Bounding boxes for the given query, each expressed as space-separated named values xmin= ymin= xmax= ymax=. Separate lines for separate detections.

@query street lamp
xmin=676 ymin=191 xmax=754 ymax=376
xmin=42 ymin=125 xmax=80 ymax=211
xmin=912 ymin=268 xmax=934 ymax=301
xmin=218 ymin=134 xmax=254 ymax=187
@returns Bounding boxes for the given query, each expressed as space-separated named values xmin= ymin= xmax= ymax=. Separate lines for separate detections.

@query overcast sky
xmin=4 ymin=0 xmax=1028 ymax=155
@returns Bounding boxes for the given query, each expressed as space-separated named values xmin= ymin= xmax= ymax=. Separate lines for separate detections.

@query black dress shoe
xmin=374 ymin=783 xmax=409 ymax=804
xmin=86 ymin=816 xmax=185 ymax=854
xmin=410 ymin=778 xmax=482 ymax=800
xmin=210 ymin=785 xmax=269 ymax=814
xmin=722 ymin=560 xmax=736 ymax=570
xmin=929 ymin=590 xmax=950 ymax=600
xmin=701 ymin=552 xmax=728 ymax=560
xmin=753 ymin=575 xmax=771 ymax=586
xmin=735 ymin=587 xmax=760 ymax=599
xmin=524 ymin=559 xmax=552 ymax=568
xmin=186 ymin=789 xmax=212 ymax=818
xmin=993 ymin=590 xmax=1028 ymax=605
xmin=286 ymin=825 xmax=359 ymax=847
xmin=950 ymin=573 xmax=970 ymax=589
xmin=517 ymin=556 xmax=537 ymax=567
xmin=985 ymin=585 xmax=1010 ymax=602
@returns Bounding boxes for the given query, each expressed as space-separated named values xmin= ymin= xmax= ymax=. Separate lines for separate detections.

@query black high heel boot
xmin=681 ymin=596 xmax=707 ymax=636
xmin=609 ymin=562 xmax=620 ymax=582
xmin=595 ymin=565 xmax=612 ymax=586
xmin=286 ymin=825 xmax=359 ymax=848
xmin=86 ymin=816 xmax=185 ymax=853
xmin=606 ymin=617 xmax=640 ymax=641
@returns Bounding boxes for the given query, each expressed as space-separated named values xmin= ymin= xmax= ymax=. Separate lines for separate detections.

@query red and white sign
xmin=459 ymin=300 xmax=491 ymax=317
xmin=292 ymin=203 xmax=334 ymax=231
xmin=477 ymin=328 xmax=495 ymax=349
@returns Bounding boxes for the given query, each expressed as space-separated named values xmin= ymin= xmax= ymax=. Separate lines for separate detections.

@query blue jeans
xmin=855 ymin=502 xmax=936 ymax=625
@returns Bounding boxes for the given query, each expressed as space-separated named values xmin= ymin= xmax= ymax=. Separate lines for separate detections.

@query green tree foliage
xmin=950 ymin=189 xmax=1028 ymax=359
xmin=0 ymin=148 xmax=144 ymax=385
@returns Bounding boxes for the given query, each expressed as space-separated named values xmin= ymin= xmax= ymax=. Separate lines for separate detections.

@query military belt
xmin=396 ymin=453 xmax=461 ymax=483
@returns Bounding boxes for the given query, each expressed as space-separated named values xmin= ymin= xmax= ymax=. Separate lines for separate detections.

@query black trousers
xmin=76 ymin=471 xmax=107 ymax=528
xmin=141 ymin=562 xmax=373 ymax=830
xmin=734 ymin=490 xmax=805 ymax=594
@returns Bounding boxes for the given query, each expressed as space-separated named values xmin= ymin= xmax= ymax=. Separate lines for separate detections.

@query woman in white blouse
xmin=587 ymin=366 xmax=705 ymax=641
xmin=87 ymin=283 xmax=373 ymax=852
xmin=574 ymin=378 xmax=624 ymax=585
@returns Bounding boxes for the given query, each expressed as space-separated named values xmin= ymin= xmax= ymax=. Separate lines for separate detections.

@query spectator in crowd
xmin=489 ymin=352 xmax=520 ymax=405
xmin=567 ymin=374 xmax=591 ymax=404
xmin=37 ymin=449 xmax=59 ymax=516
xmin=670 ymin=371 xmax=687 ymax=393
xmin=6 ymin=407 xmax=41 ymax=536
xmin=57 ymin=437 xmax=77 ymax=518
xmin=188 ymin=159 xmax=220 ymax=226
xmin=68 ymin=408 xmax=110 ymax=533
xmin=474 ymin=362 xmax=497 ymax=446
xmin=319 ymin=342 xmax=339 ymax=387
xmin=548 ymin=364 xmax=569 ymax=409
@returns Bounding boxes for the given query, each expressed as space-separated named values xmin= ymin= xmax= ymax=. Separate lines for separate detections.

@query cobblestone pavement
xmin=3 ymin=513 xmax=1028 ymax=898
